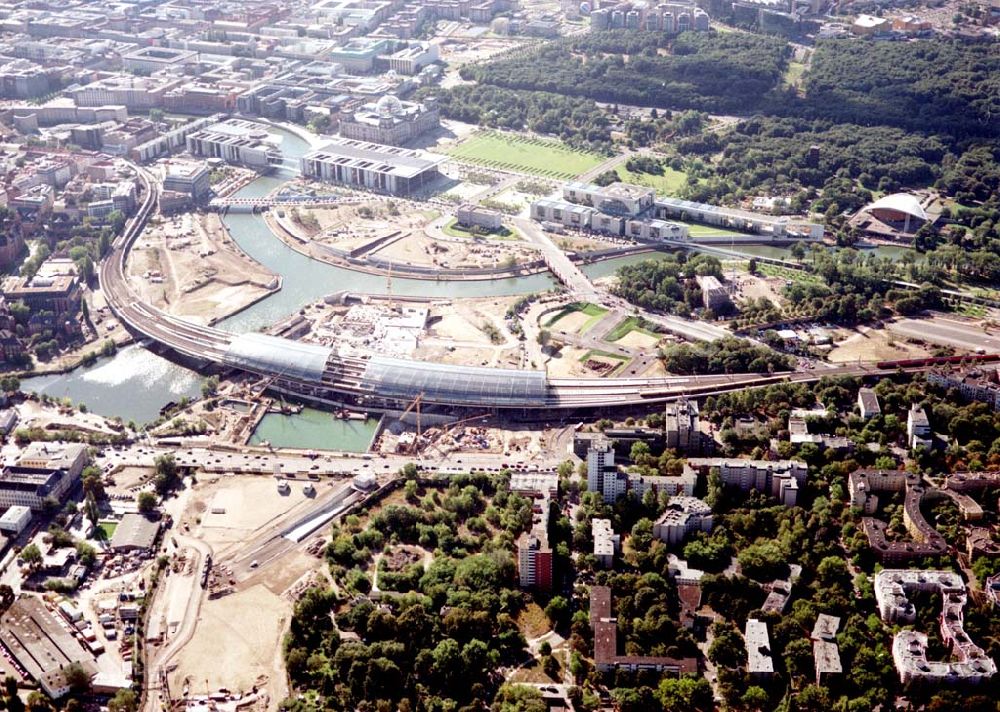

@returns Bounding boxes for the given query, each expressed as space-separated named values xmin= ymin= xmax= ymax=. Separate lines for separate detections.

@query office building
xmin=0 ymin=506 xmax=31 ymax=536
xmin=162 ymin=160 xmax=212 ymax=200
xmin=2 ymin=274 xmax=80 ymax=315
xmin=301 ymin=137 xmax=445 ymax=196
xmin=456 ymin=204 xmax=503 ymax=231
xmin=121 ymin=46 xmax=198 ymax=74
xmin=652 ymin=496 xmax=712 ymax=545
xmin=338 ymin=96 xmax=440 ymax=146
xmin=186 ymin=119 xmax=283 ymax=170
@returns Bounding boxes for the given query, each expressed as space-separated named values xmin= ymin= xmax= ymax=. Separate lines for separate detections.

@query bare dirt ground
xmin=733 ymin=274 xmax=785 ymax=308
xmin=127 ymin=213 xmax=277 ymax=324
xmin=827 ymin=327 xmax=934 ymax=364
xmin=414 ymin=297 xmax=522 ymax=368
xmin=544 ymin=344 xmax=596 ymax=378
xmin=169 ymin=584 xmax=289 ymax=701
xmin=614 ymin=330 xmax=660 ymax=350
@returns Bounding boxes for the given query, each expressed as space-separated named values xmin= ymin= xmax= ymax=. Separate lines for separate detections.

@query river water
xmin=20 ymin=125 xmax=916 ymax=428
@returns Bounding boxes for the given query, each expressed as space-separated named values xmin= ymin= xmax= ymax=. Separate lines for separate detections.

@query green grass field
xmin=443 ymin=131 xmax=604 ymax=179
xmin=98 ymin=522 xmax=117 ymax=540
xmin=545 ymin=302 xmax=609 ymax=332
xmin=615 ymin=165 xmax=690 ymax=195
xmin=441 ymin=217 xmax=517 ymax=241
xmin=604 ymin=316 xmax=658 ymax=342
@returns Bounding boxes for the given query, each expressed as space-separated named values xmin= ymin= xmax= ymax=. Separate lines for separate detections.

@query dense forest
xmin=676 ymin=117 xmax=947 ymax=208
xmin=463 ymin=32 xmax=999 ymax=142
xmin=429 ymin=84 xmax=613 ymax=152
xmin=802 ymin=39 xmax=1000 ymax=138
xmin=461 ymin=31 xmax=790 ymax=115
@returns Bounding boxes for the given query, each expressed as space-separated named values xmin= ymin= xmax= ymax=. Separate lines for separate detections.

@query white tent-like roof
xmin=862 ymin=193 xmax=928 ymax=222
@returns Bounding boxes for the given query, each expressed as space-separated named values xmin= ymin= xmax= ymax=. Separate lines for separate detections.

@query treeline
xmin=430 ymin=84 xmax=612 ymax=152
xmin=660 ymin=337 xmax=795 ymax=375
xmin=677 ymin=117 xmax=947 ymax=208
xmin=802 ymin=39 xmax=1000 ymax=138
xmin=462 ymin=31 xmax=789 ymax=115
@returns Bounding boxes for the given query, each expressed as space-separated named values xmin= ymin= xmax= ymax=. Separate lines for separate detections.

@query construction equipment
xmin=422 ymin=412 xmax=491 ymax=456
xmin=399 ymin=392 xmax=423 ymax=439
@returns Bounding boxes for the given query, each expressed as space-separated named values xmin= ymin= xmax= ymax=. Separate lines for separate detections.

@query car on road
xmin=250 ymin=560 xmax=259 ymax=568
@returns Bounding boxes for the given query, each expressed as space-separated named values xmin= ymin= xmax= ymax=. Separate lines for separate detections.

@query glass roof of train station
xmin=361 ymin=356 xmax=548 ymax=406
xmin=223 ymin=333 xmax=331 ymax=383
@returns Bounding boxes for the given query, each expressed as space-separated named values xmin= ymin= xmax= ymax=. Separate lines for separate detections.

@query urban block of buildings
xmin=0 ymin=597 xmax=97 ymax=698
xmin=589 ymin=2 xmax=710 ymax=33
xmin=186 ymin=118 xmax=283 ymax=170
xmin=875 ymin=570 xmax=996 ymax=685
xmin=928 ymin=366 xmax=1000 ymax=411
xmin=685 ymin=457 xmax=806 ymax=507
xmin=590 ymin=585 xmax=697 ymax=675
xmin=514 ymin=475 xmax=554 ymax=591
xmin=0 ymin=442 xmax=88 ymax=511
xmin=301 ymin=137 xmax=445 ymax=196
xmin=532 ymin=181 xmax=823 ymax=242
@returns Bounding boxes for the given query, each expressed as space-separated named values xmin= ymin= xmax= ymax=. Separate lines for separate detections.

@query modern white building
xmin=587 ymin=441 xmax=625 ymax=503
xmin=186 ymin=119 xmax=282 ymax=170
xmin=300 ymin=137 xmax=445 ymax=196
xmin=0 ymin=505 xmax=31 ymax=535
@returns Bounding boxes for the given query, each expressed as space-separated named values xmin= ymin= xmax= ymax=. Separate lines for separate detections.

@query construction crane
xmin=399 ymin=392 xmax=424 ymax=441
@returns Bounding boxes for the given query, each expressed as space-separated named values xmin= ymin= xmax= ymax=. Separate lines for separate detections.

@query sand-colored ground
xmin=827 ymin=327 xmax=933 ymax=364
xmin=127 ymin=213 xmax=277 ymax=324
xmin=169 ymin=584 xmax=288 ymax=697
xmin=17 ymin=399 xmax=120 ymax=434
xmin=615 ymin=330 xmax=660 ymax=350
xmin=189 ymin=476 xmax=314 ymax=555
xmin=544 ymin=345 xmax=593 ymax=378
xmin=549 ymin=310 xmax=594 ymax=334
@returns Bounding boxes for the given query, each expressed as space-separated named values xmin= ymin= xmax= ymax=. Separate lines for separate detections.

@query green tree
xmin=137 ymin=491 xmax=158 ymax=514
xmin=107 ymin=689 xmax=138 ymax=712
xmin=494 ymin=684 xmax=546 ymax=712
xmin=19 ymin=543 xmax=41 ymax=570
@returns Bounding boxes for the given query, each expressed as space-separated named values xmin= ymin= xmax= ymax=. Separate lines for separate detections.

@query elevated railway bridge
xmin=100 ymin=165 xmax=954 ymax=416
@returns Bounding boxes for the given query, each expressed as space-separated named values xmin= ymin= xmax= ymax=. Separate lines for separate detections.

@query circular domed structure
xmin=376 ymin=95 xmax=403 ymax=118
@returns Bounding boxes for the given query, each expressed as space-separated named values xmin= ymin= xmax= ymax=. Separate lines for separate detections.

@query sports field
xmin=443 ymin=131 xmax=604 ymax=179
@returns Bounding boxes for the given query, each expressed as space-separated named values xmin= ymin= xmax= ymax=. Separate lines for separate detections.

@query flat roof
xmin=109 ymin=513 xmax=160 ymax=551
xmin=223 ymin=334 xmax=332 ymax=383
xmin=0 ymin=597 xmax=93 ymax=683
xmin=361 ymin=356 xmax=547 ymax=406
xmin=303 ymin=137 xmax=446 ymax=180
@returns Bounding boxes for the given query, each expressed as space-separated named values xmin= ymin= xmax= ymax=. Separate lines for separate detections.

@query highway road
xmin=888 ymin=315 xmax=999 ymax=353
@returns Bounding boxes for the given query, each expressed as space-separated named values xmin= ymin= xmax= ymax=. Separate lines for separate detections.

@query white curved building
xmin=860 ymin=193 xmax=929 ymax=233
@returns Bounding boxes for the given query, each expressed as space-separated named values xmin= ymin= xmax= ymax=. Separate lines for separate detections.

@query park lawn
xmin=442 ymin=131 xmax=604 ymax=179
xmin=604 ymin=316 xmax=658 ymax=342
xmin=545 ymin=302 xmax=608 ymax=332
xmin=782 ymin=60 xmax=807 ymax=89
xmin=685 ymin=223 xmax=746 ymax=237
xmin=98 ymin=522 xmax=117 ymax=540
xmin=615 ymin=165 xmax=690 ymax=195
